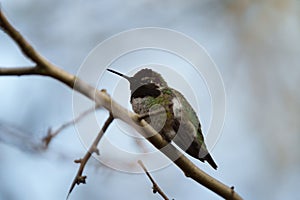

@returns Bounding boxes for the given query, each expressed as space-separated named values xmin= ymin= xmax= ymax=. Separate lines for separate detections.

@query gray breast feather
xmin=172 ymin=98 xmax=182 ymax=118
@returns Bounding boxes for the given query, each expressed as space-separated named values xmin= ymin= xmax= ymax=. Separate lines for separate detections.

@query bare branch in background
xmin=0 ymin=122 xmax=44 ymax=153
xmin=67 ymin=113 xmax=114 ymax=199
xmin=138 ymin=160 xmax=171 ymax=200
xmin=42 ymin=105 xmax=101 ymax=148
xmin=0 ymin=9 xmax=243 ymax=200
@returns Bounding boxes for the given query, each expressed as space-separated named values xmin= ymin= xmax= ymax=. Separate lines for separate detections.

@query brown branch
xmin=0 ymin=8 xmax=52 ymax=67
xmin=42 ymin=105 xmax=101 ymax=148
xmin=0 ymin=9 xmax=243 ymax=200
xmin=67 ymin=113 xmax=114 ymax=199
xmin=0 ymin=65 xmax=47 ymax=76
xmin=138 ymin=160 xmax=170 ymax=200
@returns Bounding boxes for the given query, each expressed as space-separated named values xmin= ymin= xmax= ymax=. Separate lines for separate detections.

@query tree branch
xmin=138 ymin=160 xmax=170 ymax=200
xmin=0 ymin=65 xmax=47 ymax=76
xmin=67 ymin=113 xmax=114 ymax=199
xmin=0 ymin=9 xmax=243 ymax=200
xmin=42 ymin=105 xmax=101 ymax=148
xmin=0 ymin=8 xmax=52 ymax=67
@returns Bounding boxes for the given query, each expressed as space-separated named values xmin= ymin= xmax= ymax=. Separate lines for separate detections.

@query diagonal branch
xmin=42 ymin=105 xmax=101 ymax=148
xmin=0 ymin=8 xmax=51 ymax=67
xmin=0 ymin=9 xmax=243 ymax=200
xmin=1 ymin=9 xmax=76 ymax=88
xmin=138 ymin=160 xmax=170 ymax=200
xmin=67 ymin=113 xmax=114 ymax=199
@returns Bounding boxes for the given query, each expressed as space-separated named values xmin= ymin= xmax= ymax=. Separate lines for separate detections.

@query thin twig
xmin=138 ymin=160 xmax=170 ymax=200
xmin=42 ymin=105 xmax=101 ymax=148
xmin=67 ymin=113 xmax=114 ymax=199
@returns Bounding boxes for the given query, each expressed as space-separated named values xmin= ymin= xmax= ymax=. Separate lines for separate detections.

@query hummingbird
xmin=107 ymin=68 xmax=217 ymax=169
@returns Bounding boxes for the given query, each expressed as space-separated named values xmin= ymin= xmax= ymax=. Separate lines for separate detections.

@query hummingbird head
xmin=107 ymin=68 xmax=167 ymax=101
xmin=131 ymin=68 xmax=168 ymax=87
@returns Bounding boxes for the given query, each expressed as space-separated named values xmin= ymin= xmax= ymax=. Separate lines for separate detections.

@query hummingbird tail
xmin=183 ymin=141 xmax=218 ymax=170
xmin=204 ymin=153 xmax=218 ymax=170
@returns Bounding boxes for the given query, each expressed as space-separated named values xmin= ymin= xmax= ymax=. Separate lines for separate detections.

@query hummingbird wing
xmin=169 ymin=89 xmax=218 ymax=170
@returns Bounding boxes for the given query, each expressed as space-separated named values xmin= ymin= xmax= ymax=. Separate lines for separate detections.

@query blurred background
xmin=0 ymin=0 xmax=300 ymax=199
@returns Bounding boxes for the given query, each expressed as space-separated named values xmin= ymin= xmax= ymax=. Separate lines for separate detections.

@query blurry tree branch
xmin=138 ymin=160 xmax=170 ymax=200
xmin=42 ymin=105 xmax=101 ymax=148
xmin=0 ymin=9 xmax=243 ymax=200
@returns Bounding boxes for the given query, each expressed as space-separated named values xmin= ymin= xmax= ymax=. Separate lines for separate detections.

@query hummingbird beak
xmin=107 ymin=69 xmax=132 ymax=82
